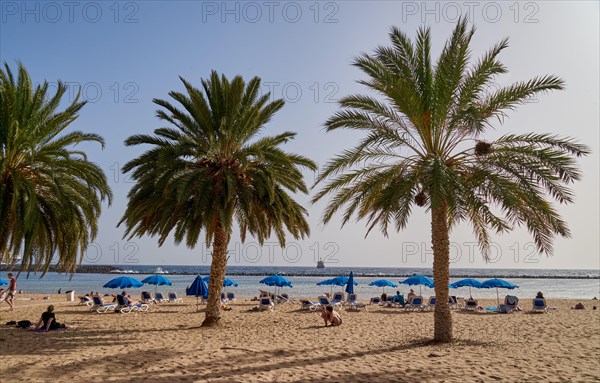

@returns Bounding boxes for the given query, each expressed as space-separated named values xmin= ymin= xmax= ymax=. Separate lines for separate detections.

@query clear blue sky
xmin=1 ymin=1 xmax=598 ymax=269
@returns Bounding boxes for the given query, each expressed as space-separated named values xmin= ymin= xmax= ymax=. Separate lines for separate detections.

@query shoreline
xmin=2 ymin=265 xmax=599 ymax=279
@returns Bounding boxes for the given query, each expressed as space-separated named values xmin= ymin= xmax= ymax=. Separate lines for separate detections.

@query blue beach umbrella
xmin=449 ymin=278 xmax=482 ymax=297
xmin=369 ymin=279 xmax=398 ymax=294
xmin=399 ymin=275 xmax=434 ymax=295
xmin=479 ymin=278 xmax=519 ymax=306
xmin=187 ymin=275 xmax=209 ymax=311
xmin=0 ymin=279 xmax=7 ymax=285
xmin=317 ymin=276 xmax=357 ymax=295
xmin=260 ymin=275 xmax=292 ymax=298
xmin=202 ymin=276 xmax=239 ymax=287
xmin=141 ymin=275 xmax=172 ymax=293
xmin=103 ymin=276 xmax=143 ymax=289
xmin=345 ymin=272 xmax=356 ymax=295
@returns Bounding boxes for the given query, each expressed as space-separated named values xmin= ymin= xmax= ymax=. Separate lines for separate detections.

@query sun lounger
xmin=424 ymin=296 xmax=436 ymax=311
xmin=463 ymin=298 xmax=481 ymax=311
xmin=280 ymin=293 xmax=294 ymax=303
xmin=226 ymin=292 xmax=236 ymax=303
xmin=369 ymin=297 xmax=381 ymax=305
xmin=449 ymin=295 xmax=460 ymax=309
xmin=346 ymin=294 xmax=367 ymax=311
xmin=258 ymin=297 xmax=274 ymax=311
xmin=155 ymin=292 xmax=166 ymax=303
xmin=299 ymin=299 xmax=320 ymax=311
xmin=115 ymin=294 xmax=149 ymax=313
xmin=404 ymin=296 xmax=424 ymax=311
xmin=90 ymin=296 xmax=116 ymax=313
xmin=141 ymin=292 xmax=156 ymax=304
xmin=168 ymin=292 xmax=183 ymax=303
xmin=499 ymin=295 xmax=520 ymax=313
xmin=79 ymin=296 xmax=94 ymax=307
xmin=318 ymin=295 xmax=342 ymax=309
xmin=531 ymin=298 xmax=548 ymax=313
xmin=331 ymin=292 xmax=345 ymax=305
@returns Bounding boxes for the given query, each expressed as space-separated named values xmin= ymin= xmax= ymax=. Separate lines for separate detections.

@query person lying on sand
xmin=33 ymin=305 xmax=76 ymax=331
xmin=321 ymin=305 xmax=342 ymax=326
xmin=572 ymin=302 xmax=586 ymax=310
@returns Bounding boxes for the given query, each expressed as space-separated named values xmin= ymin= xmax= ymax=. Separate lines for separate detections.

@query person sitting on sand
xmin=536 ymin=291 xmax=544 ymax=299
xmin=572 ymin=302 xmax=585 ymax=310
xmin=33 ymin=305 xmax=75 ymax=331
xmin=321 ymin=305 xmax=342 ymax=326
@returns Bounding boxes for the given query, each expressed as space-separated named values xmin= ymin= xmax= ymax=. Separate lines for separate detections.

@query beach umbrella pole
xmin=496 ymin=288 xmax=500 ymax=307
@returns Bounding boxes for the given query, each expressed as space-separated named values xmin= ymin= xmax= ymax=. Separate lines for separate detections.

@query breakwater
xmin=0 ymin=264 xmax=118 ymax=274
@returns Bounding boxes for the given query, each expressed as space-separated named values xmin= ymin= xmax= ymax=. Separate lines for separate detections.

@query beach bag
xmin=16 ymin=320 xmax=32 ymax=328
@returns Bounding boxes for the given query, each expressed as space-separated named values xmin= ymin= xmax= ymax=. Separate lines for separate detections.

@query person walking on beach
xmin=6 ymin=273 xmax=16 ymax=310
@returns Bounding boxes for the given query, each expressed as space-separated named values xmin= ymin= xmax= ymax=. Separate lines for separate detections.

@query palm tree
xmin=0 ymin=63 xmax=112 ymax=274
xmin=313 ymin=19 xmax=589 ymax=342
xmin=119 ymin=71 xmax=316 ymax=326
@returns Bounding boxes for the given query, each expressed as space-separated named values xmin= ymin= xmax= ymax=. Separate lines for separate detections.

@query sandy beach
xmin=1 ymin=294 xmax=599 ymax=383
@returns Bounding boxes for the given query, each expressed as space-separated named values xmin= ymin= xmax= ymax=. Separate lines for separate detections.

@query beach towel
xmin=33 ymin=328 xmax=66 ymax=333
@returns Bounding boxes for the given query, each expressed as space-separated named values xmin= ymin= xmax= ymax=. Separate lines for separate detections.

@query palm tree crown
xmin=313 ymin=19 xmax=589 ymax=342
xmin=0 ymin=63 xmax=112 ymax=274
xmin=120 ymin=71 xmax=316 ymax=325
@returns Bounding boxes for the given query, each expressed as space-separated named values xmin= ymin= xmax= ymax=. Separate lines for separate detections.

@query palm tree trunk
xmin=202 ymin=221 xmax=229 ymax=327
xmin=431 ymin=203 xmax=452 ymax=342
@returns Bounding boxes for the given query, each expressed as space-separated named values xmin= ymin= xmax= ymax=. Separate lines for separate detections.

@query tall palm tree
xmin=313 ymin=19 xmax=589 ymax=342
xmin=0 ymin=63 xmax=112 ymax=274
xmin=120 ymin=71 xmax=316 ymax=326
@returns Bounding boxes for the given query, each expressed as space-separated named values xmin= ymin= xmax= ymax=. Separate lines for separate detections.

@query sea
xmin=6 ymin=266 xmax=600 ymax=300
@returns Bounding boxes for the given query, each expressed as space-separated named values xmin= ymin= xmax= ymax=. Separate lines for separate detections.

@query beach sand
xmin=1 ymin=294 xmax=599 ymax=382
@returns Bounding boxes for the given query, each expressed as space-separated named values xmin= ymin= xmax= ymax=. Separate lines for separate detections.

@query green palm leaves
xmin=314 ymin=18 xmax=588 ymax=259
xmin=119 ymin=71 xmax=315 ymax=248
xmin=0 ymin=63 xmax=112 ymax=274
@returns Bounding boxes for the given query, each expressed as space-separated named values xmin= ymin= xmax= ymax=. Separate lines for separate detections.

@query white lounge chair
xmin=318 ymin=295 xmax=342 ymax=310
xmin=404 ymin=296 xmax=424 ymax=311
xmin=423 ymin=296 xmax=436 ymax=311
xmin=258 ymin=297 xmax=274 ymax=311
xmin=531 ymin=298 xmax=548 ymax=313
xmin=463 ymin=298 xmax=481 ymax=311
xmin=346 ymin=294 xmax=367 ymax=311
xmin=299 ymin=299 xmax=320 ymax=311
xmin=331 ymin=292 xmax=345 ymax=305
xmin=168 ymin=292 xmax=183 ymax=303
xmin=90 ymin=296 xmax=116 ymax=313
xmin=369 ymin=297 xmax=381 ymax=305
xmin=115 ymin=294 xmax=149 ymax=314
xmin=226 ymin=292 xmax=236 ymax=303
